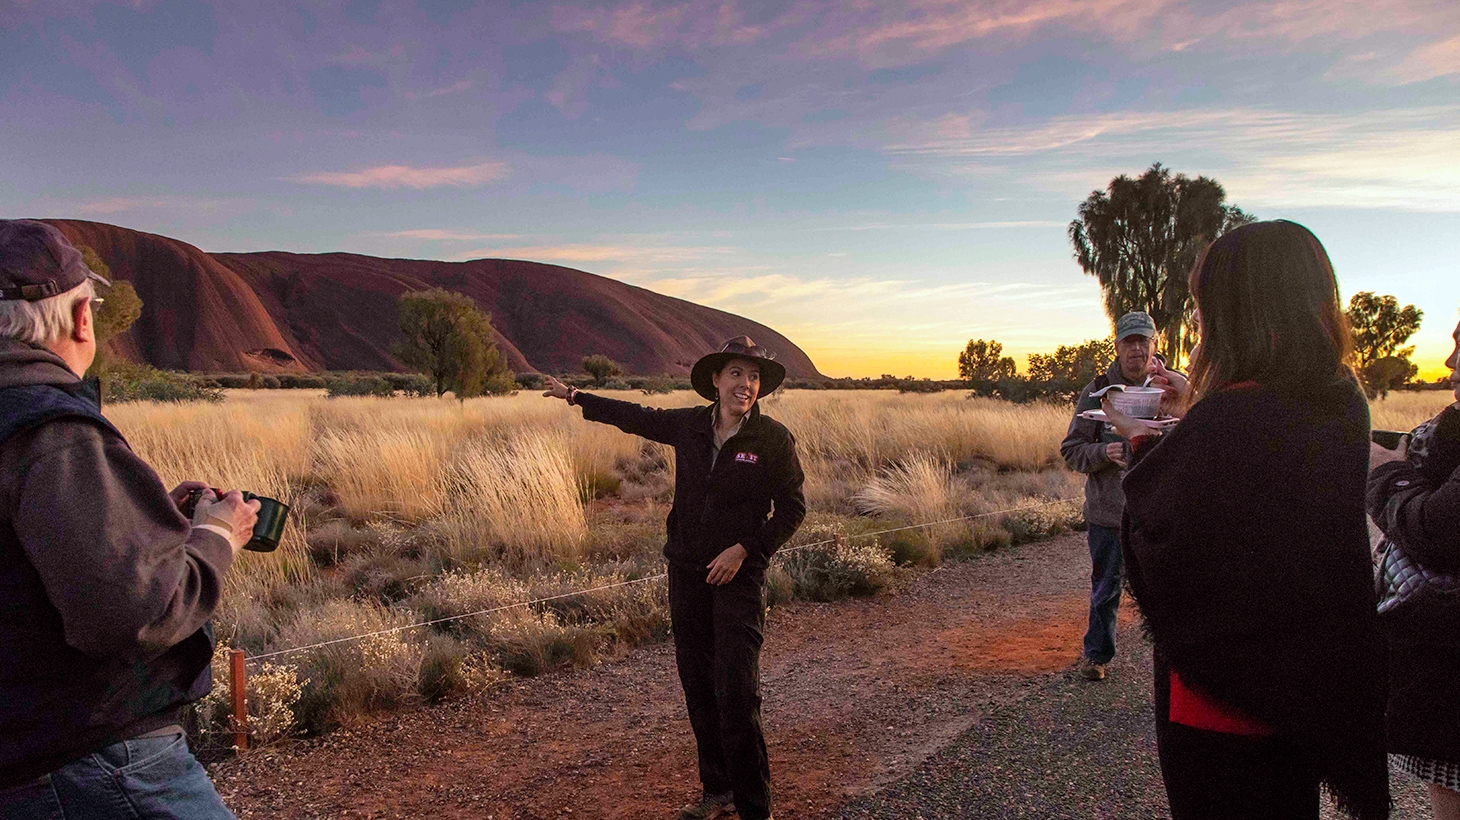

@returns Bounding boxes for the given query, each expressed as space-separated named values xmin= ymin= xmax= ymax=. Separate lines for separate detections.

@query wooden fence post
xmin=230 ymin=648 xmax=249 ymax=752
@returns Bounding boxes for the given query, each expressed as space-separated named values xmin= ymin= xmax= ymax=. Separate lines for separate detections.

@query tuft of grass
xmin=438 ymin=430 xmax=587 ymax=568
xmin=314 ymin=428 xmax=449 ymax=520
xmin=775 ymin=523 xmax=897 ymax=602
xmin=277 ymin=600 xmax=424 ymax=732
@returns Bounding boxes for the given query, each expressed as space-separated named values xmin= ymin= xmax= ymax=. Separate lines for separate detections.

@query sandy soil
xmin=211 ymin=533 xmax=1133 ymax=819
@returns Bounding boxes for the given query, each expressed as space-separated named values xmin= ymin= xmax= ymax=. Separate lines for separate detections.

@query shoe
xmin=677 ymin=791 xmax=735 ymax=820
xmin=1078 ymin=658 xmax=1107 ymax=681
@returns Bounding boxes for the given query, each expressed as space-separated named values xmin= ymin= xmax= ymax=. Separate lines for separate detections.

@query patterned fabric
xmin=1395 ymin=754 xmax=1460 ymax=791
xmin=1376 ymin=411 xmax=1460 ymax=614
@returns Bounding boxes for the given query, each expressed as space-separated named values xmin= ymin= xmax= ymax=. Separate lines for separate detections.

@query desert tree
xmin=582 ymin=354 xmax=623 ymax=387
xmin=1069 ymin=163 xmax=1254 ymax=367
xmin=957 ymin=339 xmax=1017 ymax=383
xmin=395 ymin=288 xmax=514 ymax=398
xmin=1347 ymin=291 xmax=1423 ymax=398
xmin=1027 ymin=338 xmax=1116 ymax=388
xmin=958 ymin=339 xmax=1017 ymax=396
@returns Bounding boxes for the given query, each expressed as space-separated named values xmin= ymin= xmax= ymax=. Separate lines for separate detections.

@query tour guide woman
xmin=1102 ymin=221 xmax=1389 ymax=819
xmin=543 ymin=337 xmax=805 ymax=820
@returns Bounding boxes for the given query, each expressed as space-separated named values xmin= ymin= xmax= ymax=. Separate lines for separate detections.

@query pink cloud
xmin=1389 ymin=33 xmax=1460 ymax=83
xmin=552 ymin=0 xmax=770 ymax=51
xmin=289 ymin=161 xmax=510 ymax=189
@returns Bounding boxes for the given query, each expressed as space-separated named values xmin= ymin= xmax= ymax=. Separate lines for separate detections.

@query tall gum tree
xmin=1069 ymin=163 xmax=1254 ymax=367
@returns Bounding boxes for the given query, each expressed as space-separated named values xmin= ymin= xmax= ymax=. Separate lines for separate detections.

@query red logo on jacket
xmin=735 ymin=452 xmax=759 ymax=464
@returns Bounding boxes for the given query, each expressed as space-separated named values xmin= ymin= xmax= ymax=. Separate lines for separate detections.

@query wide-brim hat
xmin=690 ymin=336 xmax=786 ymax=402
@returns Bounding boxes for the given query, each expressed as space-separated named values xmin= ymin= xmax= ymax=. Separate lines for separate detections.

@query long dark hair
xmin=1187 ymin=220 xmax=1353 ymax=398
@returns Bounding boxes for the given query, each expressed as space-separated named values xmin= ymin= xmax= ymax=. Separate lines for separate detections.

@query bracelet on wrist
xmin=567 ymin=387 xmax=579 ymax=406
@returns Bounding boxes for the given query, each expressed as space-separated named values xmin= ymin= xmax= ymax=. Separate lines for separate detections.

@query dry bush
xmin=489 ymin=608 xmax=602 ymax=677
xmin=852 ymin=453 xmax=965 ymax=547
xmin=277 ymin=600 xmax=425 ymax=731
xmin=437 ymin=430 xmax=587 ymax=567
xmin=774 ymin=522 xmax=896 ymax=602
xmin=1370 ymin=390 xmax=1456 ymax=433
xmin=191 ymin=641 xmax=303 ymax=749
xmin=419 ymin=634 xmax=508 ymax=702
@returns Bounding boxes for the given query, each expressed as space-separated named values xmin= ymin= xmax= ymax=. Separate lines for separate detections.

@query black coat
xmin=1368 ymin=404 xmax=1460 ymax=762
xmin=576 ymin=393 xmax=806 ymax=573
xmin=1123 ymin=376 xmax=1389 ymax=820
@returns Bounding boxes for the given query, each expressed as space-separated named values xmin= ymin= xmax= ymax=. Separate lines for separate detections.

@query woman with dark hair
xmin=1369 ymin=317 xmax=1460 ymax=820
xmin=542 ymin=337 xmax=805 ymax=820
xmin=1102 ymin=220 xmax=1390 ymax=819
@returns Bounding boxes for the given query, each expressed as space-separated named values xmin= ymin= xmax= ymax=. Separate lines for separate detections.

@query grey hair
xmin=0 ymin=280 xmax=95 ymax=345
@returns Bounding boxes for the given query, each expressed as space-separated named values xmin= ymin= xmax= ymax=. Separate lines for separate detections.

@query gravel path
xmin=213 ymin=533 xmax=1429 ymax=819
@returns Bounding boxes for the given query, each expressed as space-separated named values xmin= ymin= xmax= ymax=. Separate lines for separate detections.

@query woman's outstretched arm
xmin=542 ymin=375 xmax=687 ymax=446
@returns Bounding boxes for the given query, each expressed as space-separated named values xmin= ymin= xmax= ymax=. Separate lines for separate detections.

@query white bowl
xmin=1108 ymin=387 xmax=1163 ymax=419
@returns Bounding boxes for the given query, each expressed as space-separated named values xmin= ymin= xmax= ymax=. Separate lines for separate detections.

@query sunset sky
xmin=3 ymin=0 xmax=1457 ymax=378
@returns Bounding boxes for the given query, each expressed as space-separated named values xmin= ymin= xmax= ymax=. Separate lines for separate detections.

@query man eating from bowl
xmin=1060 ymin=311 xmax=1173 ymax=682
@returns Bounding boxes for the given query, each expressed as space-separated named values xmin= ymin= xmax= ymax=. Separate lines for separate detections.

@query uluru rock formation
xmin=42 ymin=220 xmax=823 ymax=379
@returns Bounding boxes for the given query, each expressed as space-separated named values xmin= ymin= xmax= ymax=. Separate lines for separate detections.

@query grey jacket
xmin=1060 ymin=360 xmax=1142 ymax=528
xmin=0 ymin=340 xmax=233 ymax=788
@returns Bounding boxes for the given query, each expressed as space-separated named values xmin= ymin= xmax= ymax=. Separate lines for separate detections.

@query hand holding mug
xmin=193 ymin=489 xmax=262 ymax=555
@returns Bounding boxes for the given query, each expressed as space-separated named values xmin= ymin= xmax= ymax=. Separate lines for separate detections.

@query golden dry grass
xmin=1370 ymin=390 xmax=1456 ymax=433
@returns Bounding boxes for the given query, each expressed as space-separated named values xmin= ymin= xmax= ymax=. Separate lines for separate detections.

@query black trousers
xmin=668 ymin=563 xmax=771 ymax=820
xmin=1154 ymin=663 xmax=1321 ymax=820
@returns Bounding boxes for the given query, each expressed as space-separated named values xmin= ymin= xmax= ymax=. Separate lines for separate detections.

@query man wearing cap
xmin=1060 ymin=311 xmax=1181 ymax=682
xmin=0 ymin=220 xmax=258 ymax=818
xmin=544 ymin=336 xmax=805 ymax=820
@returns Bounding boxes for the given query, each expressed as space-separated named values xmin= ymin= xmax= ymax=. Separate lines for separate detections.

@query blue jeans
xmin=1083 ymin=524 xmax=1124 ymax=665
xmin=0 ymin=731 xmax=235 ymax=819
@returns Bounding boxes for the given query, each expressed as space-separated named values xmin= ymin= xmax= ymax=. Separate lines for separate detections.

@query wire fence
xmin=244 ymin=497 xmax=1080 ymax=667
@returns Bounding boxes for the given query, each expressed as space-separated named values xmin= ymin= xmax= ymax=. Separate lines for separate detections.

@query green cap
xmin=1116 ymin=311 xmax=1157 ymax=341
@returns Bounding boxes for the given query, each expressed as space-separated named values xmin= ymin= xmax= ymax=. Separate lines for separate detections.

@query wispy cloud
xmin=289 ymin=161 xmax=510 ymax=189
xmin=1387 ymin=33 xmax=1460 ymax=84
xmin=68 ymin=196 xmax=239 ymax=215
xmin=382 ymin=229 xmax=524 ymax=241
xmin=885 ymin=106 xmax=1460 ymax=211
xmin=451 ymin=243 xmax=735 ymax=265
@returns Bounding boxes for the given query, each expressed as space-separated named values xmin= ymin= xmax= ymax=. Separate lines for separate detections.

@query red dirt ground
xmin=213 ymin=534 xmax=1132 ymax=819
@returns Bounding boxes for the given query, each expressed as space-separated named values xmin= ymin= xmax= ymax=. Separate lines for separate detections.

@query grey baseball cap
xmin=0 ymin=220 xmax=111 ymax=301
xmin=1116 ymin=311 xmax=1157 ymax=341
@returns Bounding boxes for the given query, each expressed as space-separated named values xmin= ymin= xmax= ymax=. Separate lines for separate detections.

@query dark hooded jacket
xmin=1368 ymin=403 xmax=1460 ymax=763
xmin=0 ymin=339 xmax=232 ymax=789
xmin=1122 ymin=375 xmax=1389 ymax=820
xmin=575 ymin=393 xmax=805 ymax=573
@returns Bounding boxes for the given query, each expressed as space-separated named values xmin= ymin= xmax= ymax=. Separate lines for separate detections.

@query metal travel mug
xmin=242 ymin=492 xmax=289 ymax=553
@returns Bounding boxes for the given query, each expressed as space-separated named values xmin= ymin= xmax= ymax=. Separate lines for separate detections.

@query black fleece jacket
xmin=576 ymin=393 xmax=805 ymax=573
xmin=1122 ymin=376 xmax=1389 ymax=820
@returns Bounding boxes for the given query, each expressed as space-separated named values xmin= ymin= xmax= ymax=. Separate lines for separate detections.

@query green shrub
xmin=603 ymin=378 xmax=631 ymax=391
xmin=100 ymin=360 xmax=223 ymax=404
xmin=278 ymin=373 xmax=328 ymax=389
xmin=325 ymin=375 xmax=395 ymax=398
xmin=885 ymin=531 xmax=939 ymax=567
xmin=418 ymin=634 xmax=507 ymax=703
xmin=278 ymin=600 xmax=424 ymax=733
xmin=490 ymin=609 xmax=601 ymax=677
xmin=776 ymin=523 xmax=896 ymax=602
